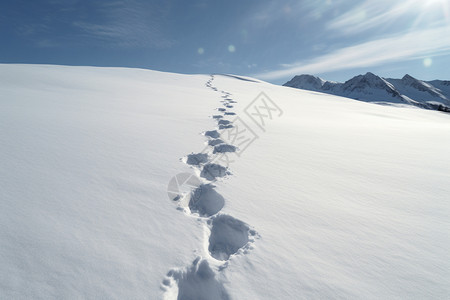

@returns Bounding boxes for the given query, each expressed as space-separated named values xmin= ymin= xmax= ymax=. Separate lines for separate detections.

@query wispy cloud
xmin=327 ymin=0 xmax=414 ymax=35
xmin=326 ymin=0 xmax=448 ymax=36
xmin=8 ymin=0 xmax=175 ymax=49
xmin=72 ymin=1 xmax=174 ymax=48
xmin=245 ymin=0 xmax=336 ymax=28
xmin=254 ymin=25 xmax=450 ymax=80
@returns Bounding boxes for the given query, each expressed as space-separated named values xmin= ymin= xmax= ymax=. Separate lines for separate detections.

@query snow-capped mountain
xmin=428 ymin=79 xmax=450 ymax=96
xmin=387 ymin=74 xmax=450 ymax=106
xmin=284 ymin=72 xmax=450 ymax=112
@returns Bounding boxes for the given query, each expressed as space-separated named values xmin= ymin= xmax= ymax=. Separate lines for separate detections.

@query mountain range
xmin=283 ymin=72 xmax=450 ymax=112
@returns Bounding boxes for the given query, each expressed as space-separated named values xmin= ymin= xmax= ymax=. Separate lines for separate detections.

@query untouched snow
xmin=1 ymin=64 xmax=450 ymax=299
xmin=211 ymin=75 xmax=450 ymax=299
xmin=0 ymin=64 xmax=215 ymax=299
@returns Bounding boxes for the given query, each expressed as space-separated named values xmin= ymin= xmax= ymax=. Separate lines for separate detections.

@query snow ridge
xmin=161 ymin=75 xmax=258 ymax=299
xmin=284 ymin=73 xmax=450 ymax=112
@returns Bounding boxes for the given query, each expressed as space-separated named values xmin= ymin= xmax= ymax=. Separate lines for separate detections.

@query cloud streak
xmin=72 ymin=0 xmax=174 ymax=49
xmin=326 ymin=0 xmax=422 ymax=35
xmin=254 ymin=26 xmax=450 ymax=80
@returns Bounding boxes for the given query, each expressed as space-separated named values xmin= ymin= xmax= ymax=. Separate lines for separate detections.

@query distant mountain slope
xmin=284 ymin=73 xmax=450 ymax=112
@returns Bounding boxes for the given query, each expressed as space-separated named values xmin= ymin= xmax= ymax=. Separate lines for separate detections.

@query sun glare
xmin=423 ymin=0 xmax=449 ymax=12
xmin=411 ymin=0 xmax=450 ymax=28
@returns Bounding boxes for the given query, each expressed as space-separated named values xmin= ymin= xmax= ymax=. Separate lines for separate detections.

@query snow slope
xmin=1 ymin=64 xmax=450 ymax=299
xmin=0 ymin=64 xmax=217 ymax=299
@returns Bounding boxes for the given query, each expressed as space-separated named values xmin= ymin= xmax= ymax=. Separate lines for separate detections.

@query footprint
xmin=189 ymin=184 xmax=224 ymax=217
xmin=208 ymin=214 xmax=254 ymax=261
xmin=217 ymin=108 xmax=226 ymax=112
xmin=225 ymin=105 xmax=233 ymax=108
xmin=224 ymin=112 xmax=236 ymax=115
xmin=162 ymin=257 xmax=230 ymax=300
xmin=204 ymin=130 xmax=220 ymax=139
xmin=213 ymin=144 xmax=237 ymax=154
xmin=217 ymin=120 xmax=231 ymax=126
xmin=208 ymin=139 xmax=224 ymax=146
xmin=186 ymin=153 xmax=209 ymax=165
xmin=200 ymin=163 xmax=228 ymax=181
xmin=219 ymin=124 xmax=233 ymax=130
xmin=212 ymin=115 xmax=223 ymax=119
xmin=217 ymin=120 xmax=233 ymax=129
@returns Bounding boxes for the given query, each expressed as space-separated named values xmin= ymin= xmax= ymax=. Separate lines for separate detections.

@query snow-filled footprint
xmin=162 ymin=257 xmax=229 ymax=300
xmin=186 ymin=153 xmax=209 ymax=165
xmin=205 ymin=130 xmax=220 ymax=139
xmin=217 ymin=119 xmax=232 ymax=126
xmin=200 ymin=163 xmax=229 ymax=181
xmin=208 ymin=214 xmax=256 ymax=261
xmin=213 ymin=144 xmax=237 ymax=154
xmin=208 ymin=139 xmax=224 ymax=146
xmin=219 ymin=124 xmax=233 ymax=130
xmin=189 ymin=184 xmax=225 ymax=217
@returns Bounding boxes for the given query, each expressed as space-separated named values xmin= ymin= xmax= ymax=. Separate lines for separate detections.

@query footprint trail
xmin=162 ymin=75 xmax=258 ymax=299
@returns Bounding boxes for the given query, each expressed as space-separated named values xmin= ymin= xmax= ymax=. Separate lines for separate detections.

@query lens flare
xmin=228 ymin=45 xmax=236 ymax=53
xmin=423 ymin=57 xmax=433 ymax=67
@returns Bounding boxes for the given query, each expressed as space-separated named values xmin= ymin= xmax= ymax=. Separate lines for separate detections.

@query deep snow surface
xmin=1 ymin=64 xmax=449 ymax=299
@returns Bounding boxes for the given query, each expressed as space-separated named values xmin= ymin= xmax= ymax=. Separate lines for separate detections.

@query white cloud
xmin=325 ymin=0 xmax=449 ymax=36
xmin=326 ymin=0 xmax=422 ymax=35
xmin=254 ymin=26 xmax=450 ymax=80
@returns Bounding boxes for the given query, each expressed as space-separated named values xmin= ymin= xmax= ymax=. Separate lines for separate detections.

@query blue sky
xmin=1 ymin=0 xmax=449 ymax=84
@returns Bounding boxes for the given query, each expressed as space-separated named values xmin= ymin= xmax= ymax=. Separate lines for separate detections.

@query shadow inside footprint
xmin=189 ymin=184 xmax=224 ymax=217
xmin=218 ymin=120 xmax=231 ymax=126
xmin=205 ymin=130 xmax=220 ymax=139
xmin=208 ymin=214 xmax=250 ymax=261
xmin=208 ymin=139 xmax=224 ymax=146
xmin=200 ymin=163 xmax=228 ymax=181
xmin=213 ymin=144 xmax=237 ymax=154
xmin=162 ymin=257 xmax=229 ymax=300
xmin=186 ymin=153 xmax=209 ymax=165
xmin=219 ymin=124 xmax=233 ymax=130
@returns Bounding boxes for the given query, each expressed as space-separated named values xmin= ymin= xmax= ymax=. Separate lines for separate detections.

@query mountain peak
xmin=283 ymin=74 xmax=326 ymax=90
xmin=401 ymin=74 xmax=419 ymax=84
xmin=364 ymin=72 xmax=377 ymax=78
xmin=400 ymin=74 xmax=445 ymax=99
xmin=342 ymin=72 xmax=398 ymax=96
